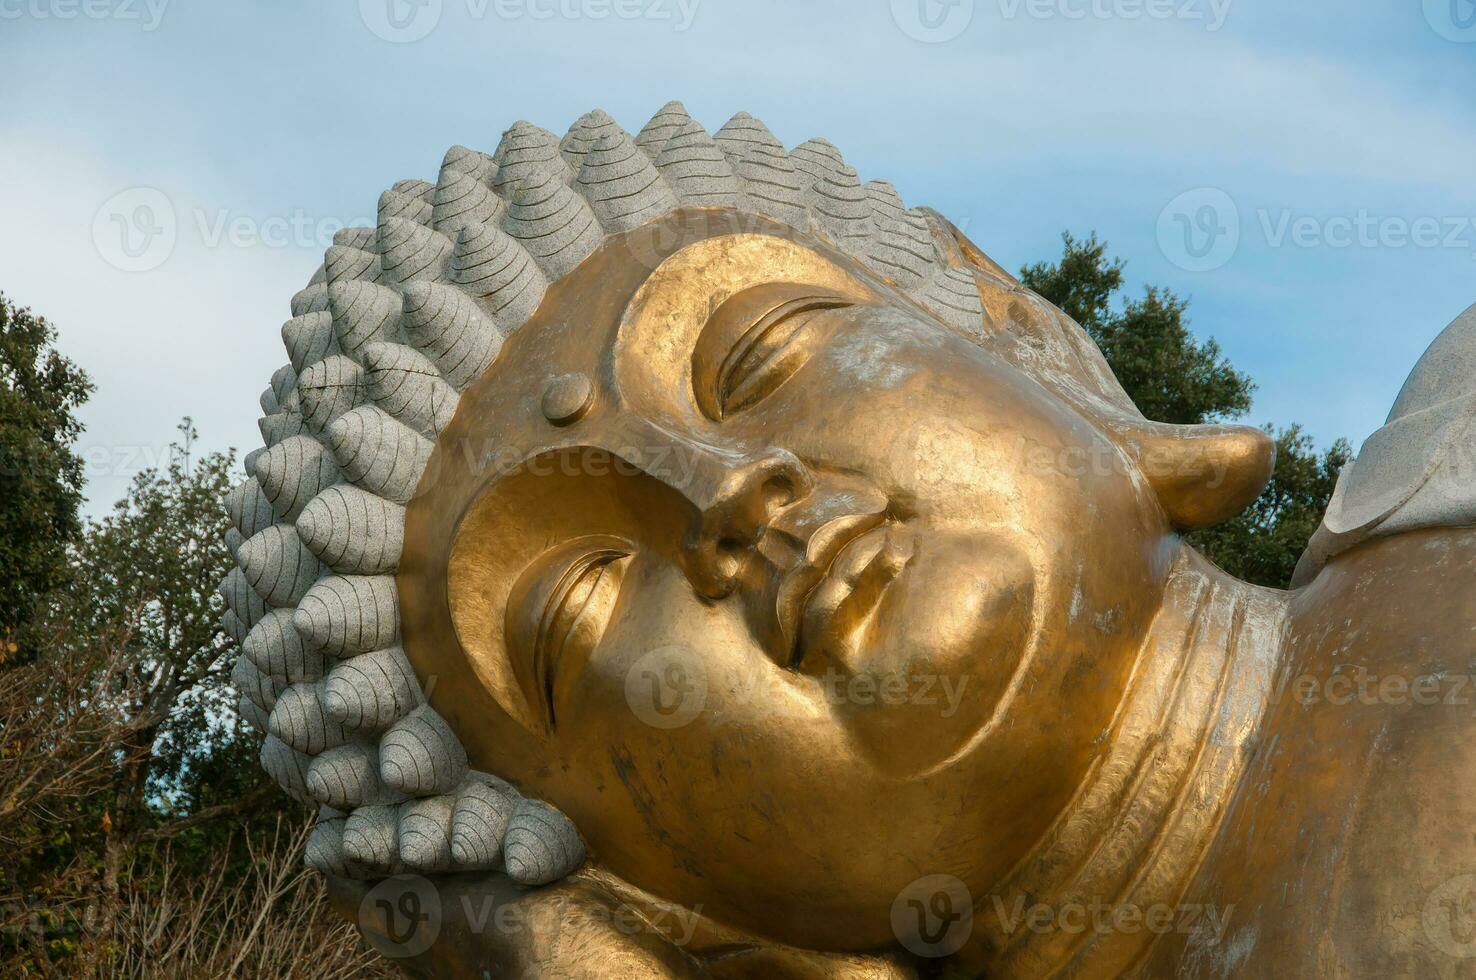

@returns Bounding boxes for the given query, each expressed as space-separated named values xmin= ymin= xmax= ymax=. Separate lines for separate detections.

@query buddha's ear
xmin=1107 ymin=419 xmax=1276 ymax=531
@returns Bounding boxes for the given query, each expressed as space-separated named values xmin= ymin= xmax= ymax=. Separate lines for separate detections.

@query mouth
xmin=774 ymin=519 xmax=914 ymax=669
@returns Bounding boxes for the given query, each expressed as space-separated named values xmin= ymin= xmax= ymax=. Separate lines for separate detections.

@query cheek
xmin=543 ymin=563 xmax=915 ymax=911
xmin=746 ymin=349 xmax=1071 ymax=529
xmin=549 ymin=561 xmax=846 ymax=793
xmin=839 ymin=534 xmax=1036 ymax=767
xmin=558 ymin=563 xmax=721 ymax=738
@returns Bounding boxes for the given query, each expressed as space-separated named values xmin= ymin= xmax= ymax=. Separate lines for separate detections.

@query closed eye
xmin=717 ymin=297 xmax=852 ymax=415
xmin=507 ymin=536 xmax=632 ymax=731
xmin=692 ymin=282 xmax=856 ymax=420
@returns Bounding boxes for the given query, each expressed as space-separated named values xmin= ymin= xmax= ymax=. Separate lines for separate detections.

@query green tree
xmin=0 ymin=294 xmax=93 ymax=645
xmin=60 ymin=435 xmax=278 ymax=905
xmin=1019 ymin=230 xmax=1126 ymax=335
xmin=0 ymin=287 xmax=380 ymax=978
xmin=4 ymin=430 xmax=282 ymax=944
xmin=1190 ymin=426 xmax=1352 ymax=588
xmin=1022 ymin=233 xmax=1349 ymax=588
xmin=2 ymin=423 xmax=377 ymax=976
xmin=1022 ymin=232 xmax=1253 ymax=424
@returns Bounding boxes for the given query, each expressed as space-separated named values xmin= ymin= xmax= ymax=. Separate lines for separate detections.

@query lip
xmin=772 ymin=510 xmax=884 ymax=655
xmin=775 ymin=519 xmax=913 ymax=668
xmin=793 ymin=524 xmax=914 ymax=667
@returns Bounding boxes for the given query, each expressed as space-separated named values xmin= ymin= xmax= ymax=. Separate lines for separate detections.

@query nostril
xmin=715 ymin=536 xmax=747 ymax=579
xmin=767 ymin=451 xmax=814 ymax=504
xmin=762 ymin=476 xmax=797 ymax=510
xmin=685 ymin=448 xmax=814 ymax=599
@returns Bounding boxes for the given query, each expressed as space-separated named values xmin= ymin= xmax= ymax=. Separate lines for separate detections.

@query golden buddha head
xmin=405 ymin=218 xmax=1276 ymax=950
xmin=221 ymin=104 xmax=1274 ymax=962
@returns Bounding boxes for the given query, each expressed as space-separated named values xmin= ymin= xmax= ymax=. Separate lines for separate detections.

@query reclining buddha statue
xmin=219 ymin=102 xmax=1476 ymax=978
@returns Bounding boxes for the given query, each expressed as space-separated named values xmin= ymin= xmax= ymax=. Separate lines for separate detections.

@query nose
xmin=684 ymin=447 xmax=813 ymax=599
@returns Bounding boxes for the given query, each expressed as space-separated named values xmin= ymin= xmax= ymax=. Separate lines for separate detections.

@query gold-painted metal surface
xmin=1128 ymin=526 xmax=1476 ymax=980
xmin=381 ymin=211 xmax=1468 ymax=977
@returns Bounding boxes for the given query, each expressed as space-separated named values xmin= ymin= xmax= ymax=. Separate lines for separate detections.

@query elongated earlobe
xmin=1110 ymin=420 xmax=1275 ymax=531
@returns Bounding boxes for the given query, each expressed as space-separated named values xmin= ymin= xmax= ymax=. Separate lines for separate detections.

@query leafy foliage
xmin=0 ymin=426 xmax=374 ymax=975
xmin=61 ymin=439 xmax=248 ymax=819
xmin=0 ymin=294 xmax=93 ymax=644
xmin=1022 ymin=232 xmax=1349 ymax=587
xmin=1190 ymin=426 xmax=1353 ymax=587
xmin=1022 ymin=232 xmax=1254 ymax=424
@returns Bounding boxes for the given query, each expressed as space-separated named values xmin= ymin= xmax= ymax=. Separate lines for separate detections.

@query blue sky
xmin=3 ymin=0 xmax=1474 ymax=511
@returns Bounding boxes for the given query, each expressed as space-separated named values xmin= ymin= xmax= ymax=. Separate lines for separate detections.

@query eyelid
xmin=506 ymin=536 xmax=632 ymax=732
xmin=692 ymin=282 xmax=857 ymax=421
xmin=717 ymin=297 xmax=851 ymax=412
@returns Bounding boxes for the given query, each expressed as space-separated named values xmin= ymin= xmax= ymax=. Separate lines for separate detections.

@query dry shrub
xmin=4 ymin=815 xmax=398 ymax=979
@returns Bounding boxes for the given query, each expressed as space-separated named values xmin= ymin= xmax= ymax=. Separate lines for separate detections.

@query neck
xmin=954 ymin=545 xmax=1289 ymax=979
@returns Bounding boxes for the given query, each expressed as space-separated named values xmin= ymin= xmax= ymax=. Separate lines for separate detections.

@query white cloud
xmin=0 ymin=135 xmax=316 ymax=514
